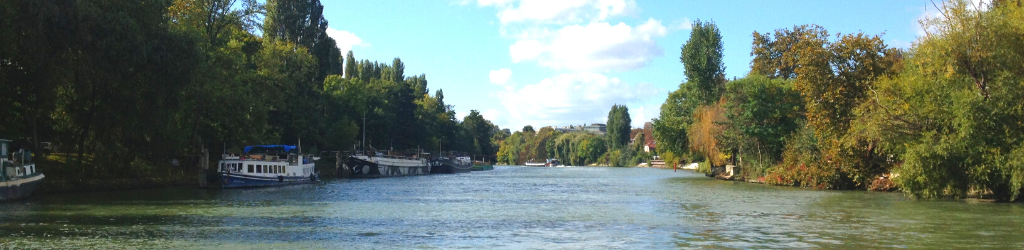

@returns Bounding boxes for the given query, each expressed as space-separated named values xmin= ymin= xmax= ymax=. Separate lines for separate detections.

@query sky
xmin=321 ymin=0 xmax=939 ymax=131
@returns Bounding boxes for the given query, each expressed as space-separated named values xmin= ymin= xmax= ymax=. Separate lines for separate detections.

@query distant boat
xmin=524 ymin=159 xmax=545 ymax=167
xmin=218 ymin=145 xmax=319 ymax=188
xmin=472 ymin=160 xmax=493 ymax=171
xmin=344 ymin=150 xmax=431 ymax=178
xmin=431 ymin=155 xmax=472 ymax=174
xmin=545 ymin=159 xmax=563 ymax=167
xmin=1 ymin=139 xmax=44 ymax=201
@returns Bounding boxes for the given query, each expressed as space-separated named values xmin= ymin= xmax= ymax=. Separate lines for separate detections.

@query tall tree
xmin=681 ymin=19 xmax=726 ymax=105
xmin=344 ymin=50 xmax=357 ymax=78
xmin=462 ymin=110 xmax=496 ymax=156
xmin=606 ymin=104 xmax=631 ymax=150
xmin=750 ymin=25 xmax=826 ymax=80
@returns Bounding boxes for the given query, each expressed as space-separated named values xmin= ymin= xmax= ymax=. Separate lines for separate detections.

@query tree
xmin=606 ymin=104 xmax=631 ymax=150
xmin=720 ymin=75 xmax=804 ymax=175
xmin=681 ymin=19 xmax=726 ymax=105
xmin=751 ymin=24 xmax=901 ymax=188
xmin=858 ymin=0 xmax=1024 ymax=200
xmin=462 ymin=110 xmax=497 ymax=156
xmin=344 ymin=50 xmax=357 ymax=78
xmin=750 ymin=25 xmax=826 ymax=80
xmin=654 ymin=19 xmax=726 ymax=164
xmin=522 ymin=125 xmax=535 ymax=134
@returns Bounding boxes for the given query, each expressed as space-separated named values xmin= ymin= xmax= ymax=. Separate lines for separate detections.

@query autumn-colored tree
xmin=857 ymin=0 xmax=1024 ymax=200
xmin=688 ymin=99 xmax=728 ymax=167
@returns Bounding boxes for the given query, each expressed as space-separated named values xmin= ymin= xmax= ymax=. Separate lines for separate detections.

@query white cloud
xmin=326 ymin=27 xmax=368 ymax=53
xmin=482 ymin=109 xmax=501 ymax=122
xmin=497 ymin=72 xmax=659 ymax=129
xmin=671 ymin=17 xmax=693 ymax=30
xmin=480 ymin=0 xmax=637 ymax=24
xmin=631 ymin=106 xmax=645 ymax=128
xmin=509 ymin=18 xmax=666 ymax=71
xmin=489 ymin=68 xmax=514 ymax=85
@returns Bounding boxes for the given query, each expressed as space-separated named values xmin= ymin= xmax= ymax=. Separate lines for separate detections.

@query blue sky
xmin=321 ymin=0 xmax=936 ymax=131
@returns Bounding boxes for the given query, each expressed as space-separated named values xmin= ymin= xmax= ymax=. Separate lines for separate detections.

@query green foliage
xmin=697 ymin=158 xmax=711 ymax=175
xmin=653 ymin=87 xmax=696 ymax=162
xmin=680 ymin=19 xmax=726 ymax=105
xmin=749 ymin=23 xmax=901 ymax=189
xmin=720 ymin=75 xmax=804 ymax=176
xmin=462 ymin=110 xmax=497 ymax=156
xmin=0 ymin=0 xmax=503 ymax=185
xmin=606 ymin=104 xmax=631 ymax=150
xmin=654 ymin=19 xmax=726 ymax=165
xmin=859 ymin=0 xmax=1024 ymax=201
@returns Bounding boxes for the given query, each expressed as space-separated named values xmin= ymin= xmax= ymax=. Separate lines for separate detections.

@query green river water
xmin=0 ymin=166 xmax=1022 ymax=249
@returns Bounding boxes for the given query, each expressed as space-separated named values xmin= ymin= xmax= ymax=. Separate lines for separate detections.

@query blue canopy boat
xmin=218 ymin=144 xmax=319 ymax=188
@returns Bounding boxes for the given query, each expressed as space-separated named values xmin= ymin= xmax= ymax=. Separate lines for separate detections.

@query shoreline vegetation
xmin=651 ymin=1 xmax=1024 ymax=202
xmin=1 ymin=0 xmax=502 ymax=194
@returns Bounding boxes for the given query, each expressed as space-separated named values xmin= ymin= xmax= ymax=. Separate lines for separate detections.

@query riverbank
xmin=33 ymin=153 xmax=341 ymax=194
xmin=34 ymin=156 xmax=196 ymax=194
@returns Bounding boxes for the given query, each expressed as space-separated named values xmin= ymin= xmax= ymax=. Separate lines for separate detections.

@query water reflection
xmin=0 ymin=166 xmax=1022 ymax=249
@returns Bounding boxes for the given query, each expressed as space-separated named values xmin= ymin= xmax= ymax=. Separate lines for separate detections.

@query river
xmin=1 ymin=166 xmax=1022 ymax=249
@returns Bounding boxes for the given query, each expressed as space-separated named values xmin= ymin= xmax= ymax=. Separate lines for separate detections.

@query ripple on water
xmin=0 ymin=166 xmax=1022 ymax=249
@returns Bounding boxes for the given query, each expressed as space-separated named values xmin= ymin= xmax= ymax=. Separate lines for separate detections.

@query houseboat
xmin=218 ymin=145 xmax=319 ymax=188
xmin=431 ymin=155 xmax=472 ymax=174
xmin=1 ymin=139 xmax=44 ymax=201
xmin=343 ymin=150 xmax=431 ymax=178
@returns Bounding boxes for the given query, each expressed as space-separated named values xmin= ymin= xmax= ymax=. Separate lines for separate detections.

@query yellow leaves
xmin=688 ymin=98 xmax=728 ymax=166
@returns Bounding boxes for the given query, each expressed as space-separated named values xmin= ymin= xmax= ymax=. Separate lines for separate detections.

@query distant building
xmin=644 ymin=141 xmax=656 ymax=153
xmin=583 ymin=123 xmax=606 ymax=133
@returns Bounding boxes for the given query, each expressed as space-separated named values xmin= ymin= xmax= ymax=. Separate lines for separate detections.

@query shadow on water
xmin=1 ymin=166 xmax=1022 ymax=249
xmin=664 ymin=173 xmax=1024 ymax=249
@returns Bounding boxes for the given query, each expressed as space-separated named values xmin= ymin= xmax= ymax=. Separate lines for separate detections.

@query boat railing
xmin=345 ymin=150 xmax=425 ymax=161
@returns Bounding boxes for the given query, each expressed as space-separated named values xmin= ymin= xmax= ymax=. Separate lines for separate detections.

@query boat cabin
xmin=1 ymin=139 xmax=37 ymax=181
xmin=219 ymin=145 xmax=316 ymax=177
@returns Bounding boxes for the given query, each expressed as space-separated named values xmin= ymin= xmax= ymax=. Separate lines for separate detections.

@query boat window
xmin=257 ymin=165 xmax=263 ymax=173
xmin=248 ymin=164 xmax=254 ymax=173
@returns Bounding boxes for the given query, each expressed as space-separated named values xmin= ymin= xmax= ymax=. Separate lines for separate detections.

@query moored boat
xmin=524 ymin=159 xmax=545 ymax=167
xmin=545 ymin=159 xmax=563 ymax=167
xmin=431 ymin=155 xmax=472 ymax=174
xmin=343 ymin=150 xmax=431 ymax=178
xmin=472 ymin=161 xmax=493 ymax=171
xmin=218 ymin=145 xmax=319 ymax=188
xmin=1 ymin=139 xmax=44 ymax=201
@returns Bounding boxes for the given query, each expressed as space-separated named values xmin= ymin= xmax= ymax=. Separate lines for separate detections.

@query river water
xmin=1 ymin=166 xmax=1022 ymax=249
